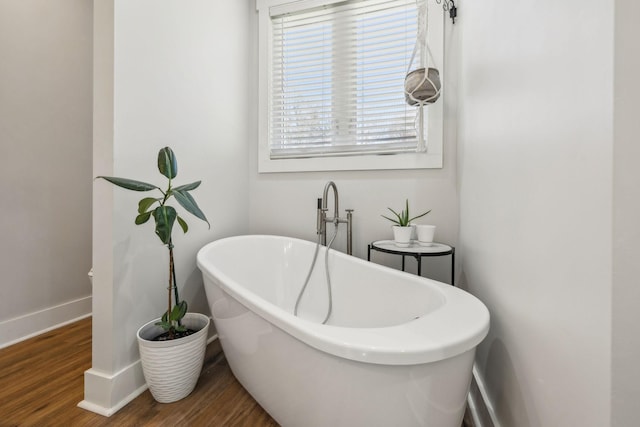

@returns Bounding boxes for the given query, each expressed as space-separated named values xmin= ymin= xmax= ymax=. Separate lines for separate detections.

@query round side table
xmin=367 ymin=240 xmax=455 ymax=286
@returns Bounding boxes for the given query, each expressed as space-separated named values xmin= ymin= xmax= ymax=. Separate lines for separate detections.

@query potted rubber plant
xmin=96 ymin=146 xmax=210 ymax=403
xmin=381 ymin=199 xmax=431 ymax=247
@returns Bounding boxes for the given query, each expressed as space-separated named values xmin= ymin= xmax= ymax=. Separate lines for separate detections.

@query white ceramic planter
xmin=137 ymin=312 xmax=210 ymax=403
xmin=415 ymin=224 xmax=436 ymax=246
xmin=392 ymin=225 xmax=413 ymax=247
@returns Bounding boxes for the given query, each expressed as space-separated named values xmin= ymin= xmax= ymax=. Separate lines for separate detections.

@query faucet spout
xmin=322 ymin=181 xmax=339 ymax=220
xmin=318 ymin=181 xmax=353 ymax=255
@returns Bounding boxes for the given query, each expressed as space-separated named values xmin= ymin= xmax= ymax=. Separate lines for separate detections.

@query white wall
xmin=458 ymin=1 xmax=613 ymax=426
xmin=612 ymin=0 xmax=640 ymax=424
xmin=0 ymin=0 xmax=93 ymax=347
xmin=83 ymin=0 xmax=252 ymax=414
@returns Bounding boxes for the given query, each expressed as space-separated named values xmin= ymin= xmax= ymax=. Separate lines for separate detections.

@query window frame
xmin=257 ymin=0 xmax=444 ymax=173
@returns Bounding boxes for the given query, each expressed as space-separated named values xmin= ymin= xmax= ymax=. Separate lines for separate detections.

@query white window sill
xmin=258 ymin=150 xmax=443 ymax=173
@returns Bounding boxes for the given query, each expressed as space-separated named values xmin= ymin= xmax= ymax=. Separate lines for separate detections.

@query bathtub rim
xmin=197 ymin=234 xmax=490 ymax=365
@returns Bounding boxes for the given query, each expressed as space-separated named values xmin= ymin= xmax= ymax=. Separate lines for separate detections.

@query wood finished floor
xmin=0 ymin=318 xmax=473 ymax=427
xmin=0 ymin=317 xmax=277 ymax=426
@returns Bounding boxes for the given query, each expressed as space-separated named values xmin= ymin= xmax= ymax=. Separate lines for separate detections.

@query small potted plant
xmin=382 ymin=199 xmax=431 ymax=247
xmin=96 ymin=147 xmax=210 ymax=403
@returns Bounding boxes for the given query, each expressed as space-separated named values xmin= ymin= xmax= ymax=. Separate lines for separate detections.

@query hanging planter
xmin=404 ymin=67 xmax=441 ymax=106
xmin=404 ymin=0 xmax=442 ymax=152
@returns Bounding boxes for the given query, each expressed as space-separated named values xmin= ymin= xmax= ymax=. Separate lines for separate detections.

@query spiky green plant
xmin=97 ymin=147 xmax=209 ymax=339
xmin=381 ymin=199 xmax=430 ymax=227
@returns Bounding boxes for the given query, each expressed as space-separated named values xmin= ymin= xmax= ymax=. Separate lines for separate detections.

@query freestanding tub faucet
xmin=318 ymin=181 xmax=353 ymax=255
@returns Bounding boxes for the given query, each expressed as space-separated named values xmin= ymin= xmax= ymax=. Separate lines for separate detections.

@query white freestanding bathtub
xmin=197 ymin=235 xmax=489 ymax=427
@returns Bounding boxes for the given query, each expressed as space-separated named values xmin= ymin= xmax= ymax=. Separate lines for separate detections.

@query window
xmin=257 ymin=0 xmax=444 ymax=172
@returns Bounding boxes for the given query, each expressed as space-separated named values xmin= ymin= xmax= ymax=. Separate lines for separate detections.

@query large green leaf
xmin=152 ymin=206 xmax=177 ymax=244
xmin=96 ymin=176 xmax=159 ymax=192
xmin=173 ymin=190 xmax=210 ymax=228
xmin=177 ymin=216 xmax=188 ymax=233
xmin=138 ymin=197 xmax=159 ymax=214
xmin=169 ymin=300 xmax=188 ymax=322
xmin=173 ymin=181 xmax=201 ymax=192
xmin=135 ymin=211 xmax=152 ymax=225
xmin=157 ymin=147 xmax=177 ymax=180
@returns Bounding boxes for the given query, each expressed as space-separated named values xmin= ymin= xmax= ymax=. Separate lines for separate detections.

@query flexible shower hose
xmin=294 ymin=225 xmax=339 ymax=324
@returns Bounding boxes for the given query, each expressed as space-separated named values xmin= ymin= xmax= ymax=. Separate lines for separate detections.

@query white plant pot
xmin=392 ymin=225 xmax=413 ymax=247
xmin=415 ymin=224 xmax=436 ymax=246
xmin=137 ymin=312 xmax=210 ymax=403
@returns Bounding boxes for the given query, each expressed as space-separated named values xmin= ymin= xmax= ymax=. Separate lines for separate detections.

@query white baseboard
xmin=0 ymin=296 xmax=92 ymax=349
xmin=206 ymin=333 xmax=219 ymax=346
xmin=467 ymin=365 xmax=501 ymax=427
xmin=79 ymin=360 xmax=148 ymax=417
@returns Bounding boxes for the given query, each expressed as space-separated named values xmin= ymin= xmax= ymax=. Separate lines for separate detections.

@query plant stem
xmin=168 ymin=240 xmax=175 ymax=338
xmin=169 ymin=239 xmax=181 ymax=326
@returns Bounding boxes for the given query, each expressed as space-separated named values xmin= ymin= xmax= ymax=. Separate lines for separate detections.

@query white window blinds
xmin=269 ymin=0 xmax=420 ymax=159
